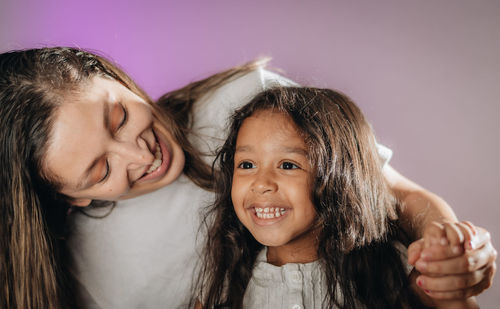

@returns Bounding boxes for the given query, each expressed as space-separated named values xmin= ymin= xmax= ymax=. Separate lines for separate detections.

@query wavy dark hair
xmin=197 ymin=87 xmax=426 ymax=308
xmin=0 ymin=47 xmax=263 ymax=308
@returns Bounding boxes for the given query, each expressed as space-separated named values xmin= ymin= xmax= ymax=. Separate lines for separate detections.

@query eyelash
xmin=237 ymin=161 xmax=300 ymax=170
xmin=99 ymin=159 xmax=110 ymax=183
xmin=280 ymin=161 xmax=299 ymax=170
xmin=118 ymin=103 xmax=128 ymax=130
xmin=238 ymin=161 xmax=255 ymax=169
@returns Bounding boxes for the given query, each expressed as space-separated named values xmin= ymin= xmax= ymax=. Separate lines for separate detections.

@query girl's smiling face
xmin=231 ymin=110 xmax=318 ymax=259
xmin=44 ymin=76 xmax=185 ymax=205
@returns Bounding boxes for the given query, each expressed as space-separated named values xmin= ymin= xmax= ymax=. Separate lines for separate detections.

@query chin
xmin=252 ymin=233 xmax=288 ymax=247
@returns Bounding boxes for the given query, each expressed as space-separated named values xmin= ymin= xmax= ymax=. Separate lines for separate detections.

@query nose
xmin=251 ymin=168 xmax=278 ymax=194
xmin=109 ymin=138 xmax=154 ymax=175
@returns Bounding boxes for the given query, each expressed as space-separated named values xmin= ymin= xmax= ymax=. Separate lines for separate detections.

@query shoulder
xmin=196 ymin=67 xmax=297 ymax=108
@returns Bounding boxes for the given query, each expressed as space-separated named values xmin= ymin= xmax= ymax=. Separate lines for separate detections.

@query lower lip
xmin=138 ymin=130 xmax=171 ymax=182
xmin=249 ymin=208 xmax=289 ymax=226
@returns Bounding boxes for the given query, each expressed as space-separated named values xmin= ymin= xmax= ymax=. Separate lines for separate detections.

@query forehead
xmin=237 ymin=110 xmax=306 ymax=145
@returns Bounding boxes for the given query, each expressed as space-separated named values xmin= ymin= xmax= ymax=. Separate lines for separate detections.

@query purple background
xmin=2 ymin=0 xmax=499 ymax=305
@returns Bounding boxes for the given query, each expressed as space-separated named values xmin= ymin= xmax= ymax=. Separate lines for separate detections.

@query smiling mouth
xmin=138 ymin=129 xmax=169 ymax=181
xmin=254 ymin=207 xmax=287 ymax=219
xmin=145 ymin=142 xmax=162 ymax=174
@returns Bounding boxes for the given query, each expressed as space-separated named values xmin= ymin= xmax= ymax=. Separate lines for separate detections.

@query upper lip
xmin=149 ymin=129 xmax=159 ymax=153
xmin=246 ymin=201 xmax=289 ymax=210
xmin=136 ymin=129 xmax=161 ymax=180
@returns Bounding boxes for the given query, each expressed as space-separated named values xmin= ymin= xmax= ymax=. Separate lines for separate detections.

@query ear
xmin=71 ymin=198 xmax=92 ymax=207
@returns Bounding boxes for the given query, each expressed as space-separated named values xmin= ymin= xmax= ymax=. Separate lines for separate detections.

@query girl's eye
xmin=99 ymin=159 xmax=110 ymax=183
xmin=118 ymin=103 xmax=128 ymax=130
xmin=280 ymin=162 xmax=299 ymax=170
xmin=238 ymin=161 xmax=255 ymax=169
xmin=110 ymin=103 xmax=127 ymax=133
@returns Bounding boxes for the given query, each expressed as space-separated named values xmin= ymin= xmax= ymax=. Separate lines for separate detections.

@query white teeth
xmin=255 ymin=207 xmax=286 ymax=219
xmin=146 ymin=143 xmax=162 ymax=174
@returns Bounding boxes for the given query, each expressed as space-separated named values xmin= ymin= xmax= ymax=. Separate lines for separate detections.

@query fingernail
xmin=417 ymin=278 xmax=423 ymax=287
xmin=468 ymin=240 xmax=475 ymax=250
xmin=440 ymin=237 xmax=448 ymax=246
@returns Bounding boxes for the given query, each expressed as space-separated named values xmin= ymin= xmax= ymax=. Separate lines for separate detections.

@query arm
xmin=383 ymin=164 xmax=457 ymax=240
xmin=385 ymin=165 xmax=497 ymax=300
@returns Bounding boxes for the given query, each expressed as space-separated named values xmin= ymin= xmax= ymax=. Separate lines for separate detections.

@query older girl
xmin=0 ymin=47 xmax=495 ymax=308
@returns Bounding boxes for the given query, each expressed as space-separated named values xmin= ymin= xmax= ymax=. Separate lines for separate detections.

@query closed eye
xmin=99 ymin=159 xmax=110 ymax=183
xmin=118 ymin=102 xmax=128 ymax=130
xmin=237 ymin=161 xmax=255 ymax=169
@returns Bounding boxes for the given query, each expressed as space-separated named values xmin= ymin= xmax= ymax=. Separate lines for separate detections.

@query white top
xmin=243 ymin=248 xmax=341 ymax=309
xmin=244 ymin=246 xmax=411 ymax=309
xmin=68 ymin=68 xmax=392 ymax=308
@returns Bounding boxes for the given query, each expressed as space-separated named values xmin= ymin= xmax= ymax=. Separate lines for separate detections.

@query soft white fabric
xmin=243 ymin=246 xmax=411 ymax=309
xmin=243 ymin=248 xmax=340 ymax=309
xmin=68 ymin=175 xmax=211 ymax=309
xmin=68 ymin=68 xmax=393 ymax=308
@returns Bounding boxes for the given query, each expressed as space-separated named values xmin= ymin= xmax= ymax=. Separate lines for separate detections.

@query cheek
xmin=134 ymin=104 xmax=154 ymax=123
xmin=289 ymin=179 xmax=317 ymax=217
xmin=231 ymin=176 xmax=249 ymax=220
xmin=231 ymin=175 xmax=244 ymax=205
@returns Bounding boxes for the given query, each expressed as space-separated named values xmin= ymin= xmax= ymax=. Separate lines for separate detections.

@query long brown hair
xmin=155 ymin=58 xmax=269 ymax=189
xmin=198 ymin=87 xmax=424 ymax=308
xmin=0 ymin=47 xmax=263 ymax=308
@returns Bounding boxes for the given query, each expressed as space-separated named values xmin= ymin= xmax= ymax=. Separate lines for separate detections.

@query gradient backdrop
xmin=2 ymin=0 xmax=499 ymax=306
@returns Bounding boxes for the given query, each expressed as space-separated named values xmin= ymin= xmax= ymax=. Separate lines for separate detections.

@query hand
xmin=408 ymin=221 xmax=497 ymax=300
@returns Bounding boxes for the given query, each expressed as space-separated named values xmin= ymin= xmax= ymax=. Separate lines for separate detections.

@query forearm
xmin=383 ymin=165 xmax=457 ymax=240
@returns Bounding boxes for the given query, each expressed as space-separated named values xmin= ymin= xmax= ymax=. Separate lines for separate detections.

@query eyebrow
xmin=103 ymin=99 xmax=110 ymax=131
xmin=75 ymin=102 xmax=110 ymax=190
xmin=282 ymin=146 xmax=308 ymax=156
xmin=235 ymin=145 xmax=308 ymax=156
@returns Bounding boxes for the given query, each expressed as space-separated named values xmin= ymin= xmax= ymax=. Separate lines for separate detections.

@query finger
xmin=424 ymin=265 xmax=496 ymax=300
xmin=416 ymin=267 xmax=487 ymax=291
xmin=442 ymin=221 xmax=463 ymax=246
xmin=420 ymin=243 xmax=464 ymax=261
xmin=461 ymin=221 xmax=477 ymax=236
xmin=416 ymin=242 xmax=493 ymax=275
xmin=408 ymin=239 xmax=424 ymax=265
xmin=468 ymin=226 xmax=491 ymax=251
xmin=454 ymin=222 xmax=474 ymax=249
xmin=423 ymin=222 xmax=445 ymax=248
xmin=487 ymin=255 xmax=497 ymax=289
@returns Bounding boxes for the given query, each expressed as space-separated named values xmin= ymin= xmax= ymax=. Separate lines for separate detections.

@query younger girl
xmin=196 ymin=87 xmax=477 ymax=308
